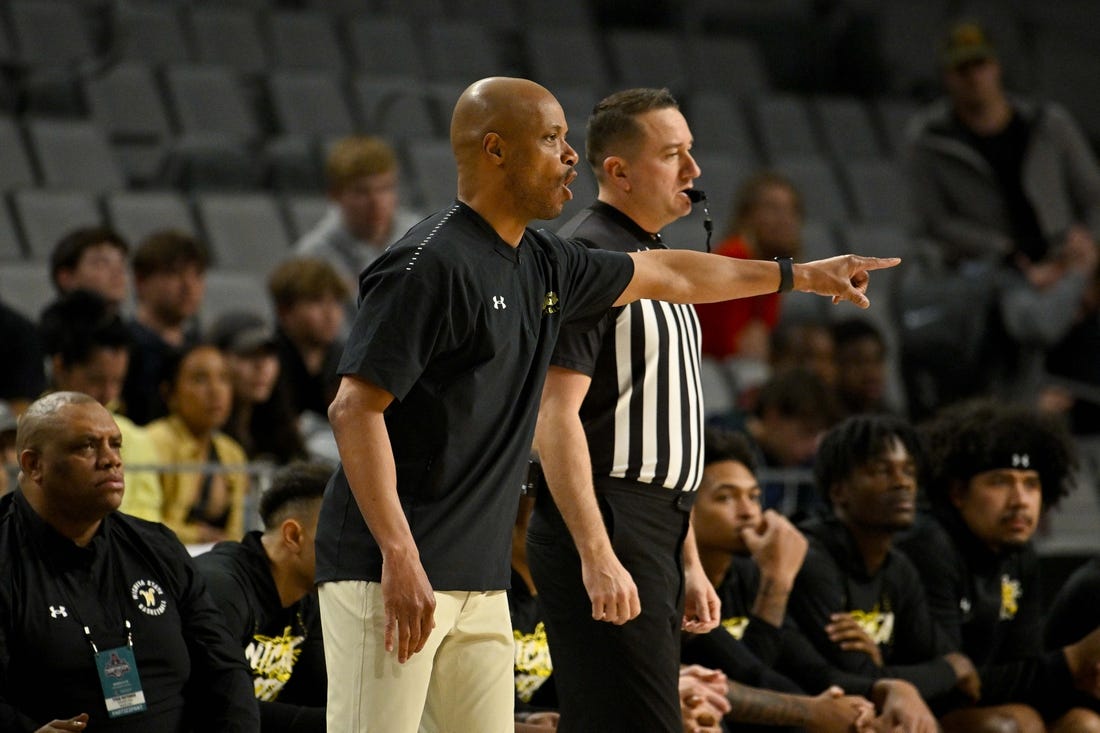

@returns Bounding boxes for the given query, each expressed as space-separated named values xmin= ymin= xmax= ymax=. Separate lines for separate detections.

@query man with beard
xmin=898 ymin=401 xmax=1100 ymax=731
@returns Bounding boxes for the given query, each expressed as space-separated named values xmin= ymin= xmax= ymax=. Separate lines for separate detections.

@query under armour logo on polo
xmin=1011 ymin=453 xmax=1030 ymax=468
xmin=492 ymin=296 xmax=507 ymax=310
xmin=49 ymin=605 xmax=68 ymax=618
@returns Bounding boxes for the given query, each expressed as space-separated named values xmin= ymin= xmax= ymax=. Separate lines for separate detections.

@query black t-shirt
xmin=958 ymin=110 xmax=1047 ymax=262
xmin=0 ymin=492 xmax=258 ymax=733
xmin=315 ymin=202 xmax=635 ymax=590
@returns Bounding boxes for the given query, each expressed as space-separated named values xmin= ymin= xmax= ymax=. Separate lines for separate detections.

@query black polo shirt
xmin=0 ymin=491 xmax=257 ymax=733
xmin=315 ymin=202 xmax=635 ymax=590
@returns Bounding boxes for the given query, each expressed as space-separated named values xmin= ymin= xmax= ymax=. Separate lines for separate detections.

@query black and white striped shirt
xmin=553 ymin=203 xmax=705 ymax=492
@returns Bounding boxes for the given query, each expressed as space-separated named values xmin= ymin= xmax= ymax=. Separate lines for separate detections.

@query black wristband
xmin=774 ymin=257 xmax=794 ymax=293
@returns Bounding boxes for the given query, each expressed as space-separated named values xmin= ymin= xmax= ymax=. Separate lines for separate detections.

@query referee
xmin=527 ymin=88 xmax=724 ymax=732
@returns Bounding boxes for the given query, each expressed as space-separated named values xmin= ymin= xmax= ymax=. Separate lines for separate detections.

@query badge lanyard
xmin=36 ymin=527 xmax=149 ymax=720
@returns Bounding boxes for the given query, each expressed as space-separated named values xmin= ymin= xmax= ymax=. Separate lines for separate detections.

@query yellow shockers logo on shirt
xmin=1000 ymin=575 xmax=1022 ymax=620
xmin=513 ymin=621 xmax=553 ymax=703
xmin=848 ymin=606 xmax=895 ymax=646
xmin=542 ymin=291 xmax=559 ymax=315
xmin=247 ymin=626 xmax=307 ymax=701
xmin=721 ymin=616 xmax=750 ymax=640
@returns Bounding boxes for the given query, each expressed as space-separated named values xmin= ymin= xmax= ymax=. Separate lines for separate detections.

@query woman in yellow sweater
xmin=147 ymin=342 xmax=250 ymax=544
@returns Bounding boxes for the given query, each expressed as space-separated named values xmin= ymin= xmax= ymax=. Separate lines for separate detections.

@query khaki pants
xmin=319 ymin=580 xmax=514 ymax=733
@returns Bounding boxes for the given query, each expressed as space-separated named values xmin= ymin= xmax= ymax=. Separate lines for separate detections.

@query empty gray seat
xmin=111 ymin=3 xmax=192 ymax=67
xmin=524 ymin=28 xmax=611 ymax=94
xmin=370 ymin=0 xmax=447 ymax=22
xmin=345 ymin=16 xmax=426 ymax=80
xmin=750 ymin=95 xmax=821 ymax=162
xmin=699 ymin=355 xmax=736 ymax=417
xmin=9 ymin=0 xmax=94 ymax=68
xmin=104 ymin=191 xmax=197 ymax=245
xmin=689 ymin=152 xmax=749 ymax=234
xmin=423 ymin=22 xmax=508 ymax=83
xmin=688 ymin=91 xmax=760 ymax=165
xmin=842 ymin=158 xmax=911 ymax=226
xmin=194 ymin=193 xmax=292 ymax=271
xmin=353 ymin=77 xmax=442 ymax=140
xmin=85 ymin=62 xmax=172 ymax=184
xmin=450 ymin=0 xmax=522 ymax=31
xmin=27 ymin=119 xmax=126 ymax=193
xmin=11 ymin=189 xmax=103 ymax=260
xmin=773 ymin=156 xmax=852 ymax=224
xmin=267 ymin=71 xmax=358 ymax=137
xmin=813 ymin=96 xmax=883 ymax=161
xmin=517 ymin=0 xmax=596 ymax=30
xmin=200 ymin=269 xmax=272 ymax=331
xmin=164 ymin=65 xmax=261 ymax=142
xmin=161 ymin=131 xmax=261 ymax=191
xmin=800 ymin=219 xmax=840 ymax=261
xmin=607 ymin=29 xmax=688 ymax=91
xmin=874 ymin=0 xmax=950 ymax=96
xmin=686 ymin=37 xmax=770 ymax=96
xmin=0 ymin=116 xmax=37 ymax=190
xmin=266 ymin=10 xmax=346 ymax=73
xmin=282 ymin=194 xmax=330 ymax=240
xmin=0 ymin=202 xmax=25 ymax=260
xmin=406 ymin=139 xmax=457 ymax=212
xmin=0 ymin=260 xmax=54 ymax=321
xmin=874 ymin=97 xmax=922 ymax=157
xmin=188 ymin=6 xmax=269 ymax=75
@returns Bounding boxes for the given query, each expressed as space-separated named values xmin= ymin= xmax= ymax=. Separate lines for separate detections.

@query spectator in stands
xmin=0 ymin=298 xmax=46 ymax=415
xmin=897 ymin=400 xmax=1100 ymax=731
xmin=831 ymin=318 xmax=893 ymax=418
xmin=696 ymin=172 xmax=804 ymax=362
xmin=268 ymin=257 xmax=347 ymax=430
xmin=146 ymin=341 xmax=249 ymax=545
xmin=49 ymin=226 xmax=130 ymax=312
xmin=208 ymin=311 xmax=307 ymax=465
xmin=713 ymin=367 xmax=838 ymax=516
xmin=294 ymin=135 xmax=424 ymax=299
xmin=196 ymin=461 xmax=330 ymax=733
xmin=686 ymin=425 xmax=939 ymax=731
xmin=902 ymin=20 xmax=1100 ymax=414
xmin=0 ymin=392 xmax=259 ymax=732
xmin=39 ymin=290 xmax=163 ymax=522
xmin=123 ymin=230 xmax=209 ymax=425
xmin=770 ymin=319 xmax=837 ymax=388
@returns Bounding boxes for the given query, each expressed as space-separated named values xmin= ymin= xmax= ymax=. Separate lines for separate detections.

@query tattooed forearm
xmin=750 ymin=576 xmax=793 ymax=628
xmin=724 ymin=680 xmax=810 ymax=725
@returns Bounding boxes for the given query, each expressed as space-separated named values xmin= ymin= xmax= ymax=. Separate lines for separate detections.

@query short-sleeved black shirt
xmin=315 ymin=202 xmax=635 ymax=591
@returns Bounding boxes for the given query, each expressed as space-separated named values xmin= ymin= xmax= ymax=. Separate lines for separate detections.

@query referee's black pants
xmin=527 ymin=476 xmax=693 ymax=733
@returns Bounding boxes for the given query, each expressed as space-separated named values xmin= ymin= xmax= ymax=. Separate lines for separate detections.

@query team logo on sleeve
xmin=130 ymin=579 xmax=168 ymax=616
xmin=999 ymin=575 xmax=1022 ymax=620
xmin=542 ymin=291 xmax=559 ymax=315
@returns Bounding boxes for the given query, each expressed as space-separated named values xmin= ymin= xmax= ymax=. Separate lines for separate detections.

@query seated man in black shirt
xmin=898 ymin=400 xmax=1100 ymax=732
xmin=0 ymin=391 xmax=258 ymax=732
xmin=787 ymin=414 xmax=1044 ymax=731
xmin=688 ymin=425 xmax=938 ymax=732
xmin=196 ymin=461 xmax=332 ymax=733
